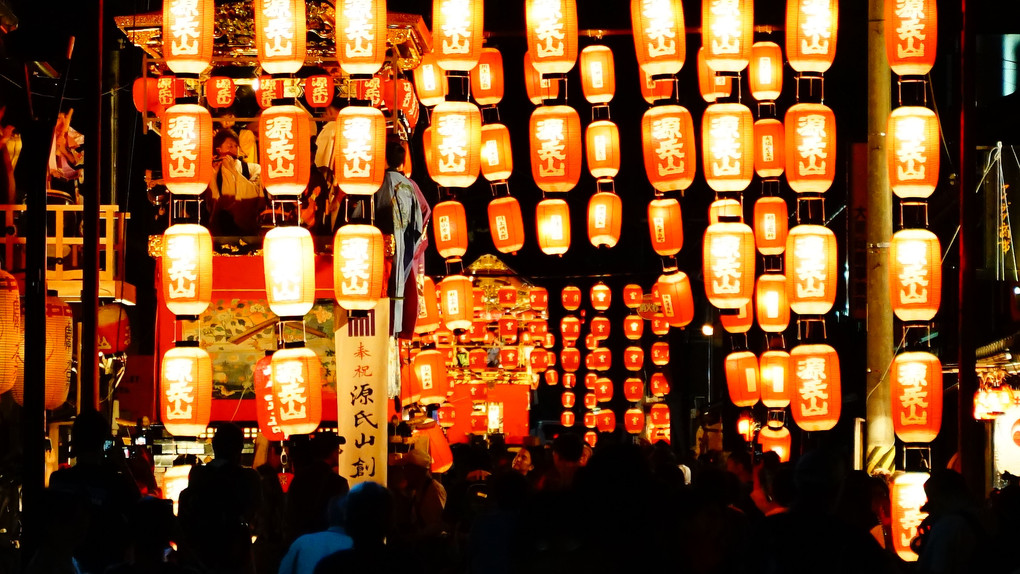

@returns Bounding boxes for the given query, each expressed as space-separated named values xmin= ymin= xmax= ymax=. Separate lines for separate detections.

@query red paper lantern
xmin=701 ymin=0 xmax=753 ymax=72
xmin=132 ymin=77 xmax=163 ymax=116
xmin=470 ymin=411 xmax=488 ymax=433
xmin=785 ymin=103 xmax=837 ymax=194
xmin=624 ymin=378 xmax=644 ymax=402
xmin=790 ymin=344 xmax=841 ymax=432
xmin=439 ymin=275 xmax=473 ymax=331
xmin=703 ymin=222 xmax=756 ymax=309
xmin=414 ymin=349 xmax=450 ymax=405
xmin=623 ymin=315 xmax=644 ymax=340
xmin=335 ymin=0 xmax=387 ymax=76
xmin=720 ymin=300 xmax=754 ymax=334
xmin=472 ymin=47 xmax=505 ymax=106
xmin=656 ymin=271 xmax=694 ymax=327
xmin=270 ymin=347 xmax=323 ymax=436
xmin=737 ymin=411 xmax=755 ymax=442
xmin=563 ymin=373 xmax=577 ymax=388
xmin=650 ymin=403 xmax=670 ymax=426
xmin=303 ymin=75 xmax=334 ymax=108
xmin=264 ymin=226 xmax=316 ymax=318
xmin=697 ymin=47 xmax=734 ymax=102
xmin=561 ymin=390 xmax=577 ymax=409
xmin=754 ymin=196 xmax=789 ymax=255
xmin=501 ymin=347 xmax=520 ymax=370
xmin=786 ymin=225 xmax=838 ymax=315
xmin=888 ymin=106 xmax=940 ymax=199
xmin=759 ymin=350 xmax=792 ymax=408
xmin=335 ymin=105 xmax=386 ymax=195
xmin=530 ymin=348 xmax=552 ymax=372
xmin=254 ymin=0 xmax=306 ymax=74
xmin=160 ymin=346 xmax=212 ymax=435
xmin=527 ymin=320 xmax=549 ymax=339
xmin=650 ymin=373 xmax=670 ymax=397
xmin=583 ymin=392 xmax=598 ymax=410
xmin=561 ymin=410 xmax=576 ymax=427
xmin=536 ymin=198 xmax=572 ymax=256
xmin=631 ymin=0 xmax=686 ymax=77
xmin=623 ymin=347 xmax=645 ymax=371
xmin=622 ymin=285 xmax=642 ymax=309
xmin=642 ymin=105 xmax=696 ymax=193
xmin=589 ymin=318 xmax=610 ymax=343
xmin=161 ymin=104 xmax=214 ymax=196
xmin=754 ymin=119 xmax=786 ymax=179
xmin=885 ymin=0 xmax=937 ymax=77
xmin=756 ymin=274 xmax=790 ymax=332
xmin=432 ymin=0 xmax=484 ymax=71
xmin=709 ymin=199 xmax=743 ymax=224
xmin=480 ymin=124 xmax=514 ymax=182
xmin=530 ymin=287 xmax=550 ymax=311
xmin=758 ymin=424 xmax=791 ymax=462
xmin=585 ymin=431 xmax=599 ymax=446
xmin=650 ymin=313 xmax=670 ymax=336
xmin=465 ymin=348 xmax=485 ymax=370
xmin=260 ymin=105 xmax=311 ymax=196
xmin=588 ymin=192 xmax=622 ymax=249
xmin=580 ymin=45 xmax=616 ymax=104
xmin=428 ymin=101 xmax=483 ymax=188
xmin=433 ymin=201 xmax=469 ymax=260
xmin=524 ymin=51 xmax=560 ymax=104
xmin=561 ymin=317 xmax=581 ymax=345
xmin=525 ymin=0 xmax=579 ymax=76
xmin=891 ymin=352 xmax=943 ymax=444
xmin=254 ymin=354 xmax=285 ymax=441
xmin=596 ymin=409 xmax=616 ymax=432
xmin=786 ymin=0 xmax=838 ymax=74
xmin=562 ymin=286 xmax=582 ymax=311
xmin=592 ymin=349 xmax=612 ymax=372
xmin=702 ymin=103 xmax=755 ymax=192
xmin=488 ymin=196 xmax=526 ymax=254
xmin=590 ymin=283 xmax=612 ymax=311
xmin=891 ymin=472 xmax=929 ymax=562
xmin=414 ymin=53 xmax=448 ymax=107
xmin=584 ymin=373 xmax=598 ymax=391
xmin=162 ymin=0 xmax=214 ymax=75
xmin=415 ymin=276 xmax=441 ymax=333
xmin=530 ymin=105 xmax=583 ymax=192
xmin=437 ymin=403 xmax=457 ymax=428
xmin=334 ymin=224 xmax=386 ymax=310
xmin=584 ymin=411 xmax=597 ymax=428
xmin=205 ymin=77 xmax=235 ymax=109
xmin=749 ymin=42 xmax=783 ymax=101
xmin=725 ymin=350 xmax=760 ymax=408
xmin=161 ymin=224 xmax=213 ymax=316
xmin=624 ymin=408 xmax=645 ymax=434
xmin=498 ymin=287 xmax=517 ymax=308
xmin=890 ymin=229 xmax=941 ymax=322
xmin=0 ymin=272 xmax=19 ymax=393
xmin=645 ymin=198 xmax=684 ymax=257
xmin=586 ymin=121 xmax=621 ymax=180
xmin=254 ymin=76 xmax=282 ymax=109
xmin=651 ymin=341 xmax=670 ymax=366
xmin=639 ymin=67 xmax=675 ymax=104
xmin=157 ymin=76 xmax=185 ymax=107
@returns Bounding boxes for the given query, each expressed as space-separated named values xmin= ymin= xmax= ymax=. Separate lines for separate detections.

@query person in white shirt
xmin=208 ymin=128 xmax=264 ymax=236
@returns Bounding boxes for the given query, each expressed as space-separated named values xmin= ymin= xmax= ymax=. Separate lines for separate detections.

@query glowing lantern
xmin=651 ymin=373 xmax=670 ymax=397
xmin=335 ymin=0 xmax=387 ymax=76
xmin=561 ymin=410 xmax=576 ymax=427
xmin=499 ymin=317 xmax=519 ymax=343
xmin=656 ymin=271 xmax=694 ymax=327
xmin=754 ymin=196 xmax=788 ymax=255
xmin=13 ymin=296 xmax=73 ymax=409
xmin=584 ymin=335 xmax=599 ymax=351
xmin=205 ymin=77 xmax=235 ymax=109
xmin=725 ymin=350 xmax=760 ymax=407
xmin=623 ymin=408 xmax=644 ymax=434
xmin=255 ymin=76 xmax=283 ymax=109
xmin=581 ymin=411 xmax=597 ymax=429
xmin=785 ymin=103 xmax=837 ymax=193
xmin=582 ymin=373 xmax=598 ymax=391
xmin=622 ymin=285 xmax=642 ymax=309
xmin=720 ymin=300 xmax=753 ymax=334
xmin=651 ymin=342 xmax=670 ymax=366
xmin=334 ymin=224 xmax=386 ymax=310
xmin=439 ymin=275 xmax=473 ymax=331
xmin=785 ymin=225 xmax=838 ymax=315
xmin=697 ymin=47 xmax=734 ymax=102
xmin=737 ymin=411 xmax=755 ymax=441
xmin=754 ymin=119 xmax=786 ymax=179
xmin=437 ymin=404 xmax=457 ymax=428
xmin=470 ymin=411 xmax=488 ymax=433
xmin=335 ymin=106 xmax=386 ymax=195
xmin=640 ymin=68 xmax=675 ymax=103
xmin=756 ymin=274 xmax=790 ymax=332
xmin=561 ymin=317 xmax=581 ymax=345
xmin=749 ymin=42 xmax=783 ymax=101
xmin=524 ymin=51 xmax=560 ymax=104
xmin=530 ymin=287 xmax=550 ymax=311
xmin=96 ymin=304 xmax=131 ymax=356
xmin=596 ymin=409 xmax=616 ymax=432
xmin=703 ymin=222 xmax=756 ymax=309
xmin=415 ymin=276 xmax=441 ymax=333
xmin=560 ymin=391 xmax=577 ymax=409
xmin=563 ymin=373 xmax=577 ymax=388
xmin=709 ymin=199 xmax=743 ymax=224
xmin=702 ymin=103 xmax=754 ymax=192
xmin=161 ymin=105 xmax=213 ymax=196
xmin=623 ymin=315 xmax=644 ymax=341
xmin=646 ymin=198 xmax=684 ymax=256
xmin=562 ymin=286 xmax=582 ymax=311
xmin=525 ymin=0 xmax=578 ymax=76
xmin=561 ymin=348 xmax=581 ymax=372
xmin=161 ymin=224 xmax=212 ymax=316
xmin=414 ymin=350 xmax=450 ymax=405
xmin=354 ymin=75 xmax=383 ymax=107
xmin=631 ymin=0 xmax=686 ymax=78
xmin=132 ymin=77 xmax=163 ymax=116
xmin=593 ymin=349 xmax=612 ymax=371
xmin=891 ymin=352 xmax=942 ymax=444
xmin=270 ymin=348 xmax=322 ymax=436
xmin=590 ymin=317 xmax=611 ymax=341
xmin=759 ymin=350 xmax=792 ymax=408
xmin=651 ymin=314 xmax=670 ymax=336
xmin=536 ymin=199 xmax=572 ymax=256
xmin=786 ymin=0 xmax=837 ymax=73
xmin=530 ymin=106 xmax=582 ymax=192
xmin=642 ymin=105 xmax=696 ymax=193
xmin=546 ymin=370 xmax=559 ymax=385
xmin=264 ymin=226 xmax=315 ymax=318
xmin=254 ymin=0 xmax=306 ymax=75
xmin=701 ymin=0 xmax=753 ymax=72
xmin=413 ymin=53 xmax=448 ymax=107
xmin=469 ymin=320 xmax=487 ymax=342
xmin=467 ymin=348 xmax=486 ymax=369
xmin=594 ymin=377 xmax=613 ymax=402
xmin=163 ymin=0 xmax=214 ymax=75
xmin=433 ymin=201 xmax=469 ymax=260
xmin=590 ymin=283 xmax=612 ymax=311
xmin=757 ymin=424 xmax=791 ymax=462
xmin=650 ymin=403 xmax=671 ymax=426
xmin=890 ymin=229 xmax=941 ymax=322
xmin=790 ymin=344 xmax=841 ymax=432
xmin=500 ymin=347 xmax=520 ymax=369
xmin=498 ymin=287 xmax=517 ymax=308
xmin=586 ymin=121 xmax=621 ymax=180
xmin=891 ymin=472 xmax=929 ymax=562
xmin=159 ymin=345 xmax=212 ymax=436
xmin=157 ymin=76 xmax=185 ymax=107
xmin=624 ymin=378 xmax=644 ymax=402
xmin=484 ymin=197 xmax=525 ymax=255
xmin=588 ymin=192 xmax=622 ymax=248
xmin=471 ymin=48 xmax=505 ymax=106
xmin=888 ymin=107 xmax=940 ymax=199
xmin=427 ymin=101 xmax=483 ymax=188
xmin=531 ymin=348 xmax=552 ymax=372
xmin=254 ymin=354 xmax=285 ymax=441
xmin=432 ymin=0 xmax=484 ymax=71
xmin=259 ymin=105 xmax=312 ymax=197
xmin=885 ymin=0 xmax=937 ymax=77
xmin=480 ymin=124 xmax=513 ymax=182
xmin=0 ymin=271 xmax=19 ymax=393
xmin=580 ymin=45 xmax=615 ymax=104
xmin=303 ymin=75 xmax=334 ymax=108
xmin=624 ymin=347 xmax=645 ymax=372
xmin=527 ymin=320 xmax=549 ymax=339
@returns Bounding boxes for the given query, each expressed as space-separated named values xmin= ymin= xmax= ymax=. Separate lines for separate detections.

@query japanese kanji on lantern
xmin=891 ymin=472 xmax=929 ymax=562
xmin=162 ymin=224 xmax=213 ymax=316
xmin=785 ymin=0 xmax=838 ymax=74
xmin=335 ymin=0 xmax=387 ymax=76
xmin=415 ymin=276 xmax=441 ymax=333
xmin=642 ymin=105 xmax=696 ymax=193
xmin=254 ymin=353 xmax=285 ymax=441
xmin=303 ymin=75 xmax=334 ymax=108
xmin=414 ymin=53 xmax=448 ymax=107
xmin=891 ymin=351 xmax=942 ymax=444
xmin=885 ymin=0 xmax=937 ymax=77
xmin=624 ymin=378 xmax=644 ymax=402
xmin=785 ymin=225 xmax=838 ymax=315
xmin=623 ymin=315 xmax=644 ymax=341
xmin=428 ymin=101 xmax=483 ymax=188
xmin=749 ymin=41 xmax=783 ymax=102
xmin=759 ymin=350 xmax=792 ymax=408
xmin=624 ymin=408 xmax=645 ymax=434
xmin=697 ymin=47 xmax=733 ymax=102
xmin=433 ymin=201 xmax=469 ymax=260
xmin=439 ymin=274 xmax=473 ymax=330
xmin=255 ymin=76 xmax=283 ymax=109
xmin=790 ymin=343 xmax=841 ymax=432
xmin=650 ymin=402 xmax=671 ymax=426
xmin=206 ymin=77 xmax=235 ymax=109
xmin=725 ymin=350 xmax=760 ymax=407
xmin=701 ymin=0 xmax=753 ymax=72
xmin=647 ymin=198 xmax=684 ymax=256
xmin=753 ymin=196 xmax=789 ymax=255
xmin=163 ymin=0 xmax=214 ymax=75
xmin=472 ymin=48 xmax=505 ymax=106
xmin=264 ymin=226 xmax=316 ymax=318
xmin=433 ymin=0 xmax=484 ymax=71
xmin=890 ymin=229 xmax=941 ymax=322
xmin=132 ymin=77 xmax=162 ymax=116
xmin=254 ymin=0 xmax=306 ymax=75
xmin=588 ymin=192 xmax=622 ymax=248
xmin=530 ymin=105 xmax=582 ymax=192
xmin=488 ymin=197 xmax=526 ymax=254
xmin=161 ymin=104 xmax=214 ymax=195
xmin=656 ymin=270 xmax=694 ymax=327
xmin=586 ymin=121 xmax=621 ymax=180
xmin=623 ymin=284 xmax=643 ymax=309
xmin=525 ymin=0 xmax=579 ymax=77
xmin=561 ymin=316 xmax=581 ymax=345
xmin=754 ymin=119 xmax=786 ymax=179
xmin=157 ymin=76 xmax=185 ymax=107
xmin=785 ymin=103 xmax=837 ymax=194
xmin=702 ymin=103 xmax=754 ymax=192
xmin=888 ymin=106 xmax=940 ymax=199
xmin=336 ymin=105 xmax=387 ymax=195
xmin=630 ymin=0 xmax=686 ymax=78
xmin=758 ymin=424 xmax=791 ymax=462
xmin=271 ymin=347 xmax=323 ymax=436
xmin=703 ymin=222 xmax=756 ymax=309
xmin=160 ymin=344 xmax=212 ymax=436
xmin=651 ymin=373 xmax=670 ymax=397
xmin=481 ymin=124 xmax=513 ymax=182
xmin=0 ymin=270 xmax=19 ymax=393
xmin=531 ymin=286 xmax=551 ymax=310
xmin=333 ymin=224 xmax=386 ymax=310
xmin=536 ymin=198 xmax=572 ymax=256
xmin=260 ymin=105 xmax=311 ymax=196
xmin=562 ymin=285 xmax=582 ymax=310
xmin=756 ymin=274 xmax=790 ymax=332
xmin=580 ymin=45 xmax=615 ymax=104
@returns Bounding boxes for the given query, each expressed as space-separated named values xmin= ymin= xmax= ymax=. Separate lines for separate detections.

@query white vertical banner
xmin=336 ymin=302 xmax=390 ymax=487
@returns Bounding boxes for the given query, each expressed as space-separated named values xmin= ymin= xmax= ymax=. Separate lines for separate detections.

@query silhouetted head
xmin=326 ymin=493 xmax=347 ymax=529
xmin=70 ymin=410 xmax=109 ymax=457
xmin=552 ymin=433 xmax=584 ymax=465
xmin=385 ymin=139 xmax=406 ymax=170
xmin=923 ymin=469 xmax=974 ymax=514
xmin=344 ymin=482 xmax=393 ymax=545
xmin=211 ymin=423 xmax=244 ymax=462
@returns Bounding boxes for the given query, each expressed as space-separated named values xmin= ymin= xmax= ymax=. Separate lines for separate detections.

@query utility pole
xmin=866 ymin=0 xmax=895 ymax=475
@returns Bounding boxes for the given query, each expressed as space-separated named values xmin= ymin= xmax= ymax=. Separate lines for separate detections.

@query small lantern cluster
xmin=581 ymin=44 xmax=622 ymax=249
